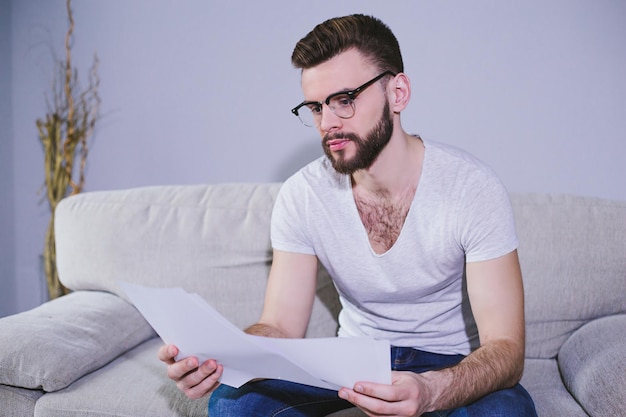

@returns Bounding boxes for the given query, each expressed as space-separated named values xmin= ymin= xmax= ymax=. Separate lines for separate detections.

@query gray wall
xmin=3 ymin=0 xmax=626 ymax=317
xmin=1 ymin=0 xmax=16 ymax=317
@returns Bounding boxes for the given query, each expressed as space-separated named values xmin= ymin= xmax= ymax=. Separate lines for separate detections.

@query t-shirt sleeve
xmin=458 ymin=170 xmax=518 ymax=263
xmin=270 ymin=176 xmax=316 ymax=255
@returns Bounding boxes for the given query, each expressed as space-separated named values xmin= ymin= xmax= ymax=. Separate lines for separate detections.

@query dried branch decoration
xmin=36 ymin=0 xmax=100 ymax=300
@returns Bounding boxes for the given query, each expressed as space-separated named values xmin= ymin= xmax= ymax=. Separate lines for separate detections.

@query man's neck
xmin=351 ymin=132 xmax=424 ymax=199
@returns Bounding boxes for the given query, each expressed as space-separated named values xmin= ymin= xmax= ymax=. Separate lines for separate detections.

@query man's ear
xmin=389 ymin=73 xmax=411 ymax=113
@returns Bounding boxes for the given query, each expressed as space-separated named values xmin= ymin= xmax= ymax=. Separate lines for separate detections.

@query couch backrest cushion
xmin=55 ymin=183 xmax=340 ymax=338
xmin=511 ymin=193 xmax=626 ymax=359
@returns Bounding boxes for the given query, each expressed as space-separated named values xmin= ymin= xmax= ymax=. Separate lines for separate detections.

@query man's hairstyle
xmin=291 ymin=14 xmax=404 ymax=74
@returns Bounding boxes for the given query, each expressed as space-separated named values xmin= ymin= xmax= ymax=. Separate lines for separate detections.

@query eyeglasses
xmin=291 ymin=71 xmax=395 ymax=127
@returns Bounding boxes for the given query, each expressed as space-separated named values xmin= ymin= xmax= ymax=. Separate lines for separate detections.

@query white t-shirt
xmin=271 ymin=139 xmax=518 ymax=355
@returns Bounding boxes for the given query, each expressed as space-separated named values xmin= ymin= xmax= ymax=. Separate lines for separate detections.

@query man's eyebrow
xmin=330 ymin=86 xmax=357 ymax=96
xmin=302 ymin=87 xmax=355 ymax=103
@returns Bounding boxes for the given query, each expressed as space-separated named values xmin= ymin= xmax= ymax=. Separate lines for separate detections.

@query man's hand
xmin=338 ymin=371 xmax=435 ymax=417
xmin=157 ymin=344 xmax=223 ymax=399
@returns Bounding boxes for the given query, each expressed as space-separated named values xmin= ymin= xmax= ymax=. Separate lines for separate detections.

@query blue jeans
xmin=208 ymin=346 xmax=537 ymax=416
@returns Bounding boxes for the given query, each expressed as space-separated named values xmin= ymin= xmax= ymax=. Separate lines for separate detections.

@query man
xmin=159 ymin=14 xmax=537 ymax=416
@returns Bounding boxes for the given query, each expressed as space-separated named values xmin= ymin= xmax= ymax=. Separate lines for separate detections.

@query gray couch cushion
xmin=0 ymin=384 xmax=43 ymax=417
xmin=520 ymin=359 xmax=588 ymax=417
xmin=37 ymin=335 xmax=364 ymax=417
xmin=558 ymin=315 xmax=626 ymax=417
xmin=0 ymin=291 xmax=154 ymax=392
xmin=511 ymin=194 xmax=626 ymax=359
xmin=34 ymin=338 xmax=208 ymax=417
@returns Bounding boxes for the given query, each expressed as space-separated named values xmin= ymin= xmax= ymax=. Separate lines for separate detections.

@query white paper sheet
xmin=120 ymin=282 xmax=391 ymax=390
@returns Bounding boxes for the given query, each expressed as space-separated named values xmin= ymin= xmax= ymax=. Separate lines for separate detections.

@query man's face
xmin=300 ymin=49 xmax=393 ymax=175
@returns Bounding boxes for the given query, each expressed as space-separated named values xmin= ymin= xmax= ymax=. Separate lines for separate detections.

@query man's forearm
xmin=421 ymin=338 xmax=524 ymax=411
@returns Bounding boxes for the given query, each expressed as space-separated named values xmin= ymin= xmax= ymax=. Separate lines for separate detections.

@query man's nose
xmin=318 ymin=104 xmax=342 ymax=132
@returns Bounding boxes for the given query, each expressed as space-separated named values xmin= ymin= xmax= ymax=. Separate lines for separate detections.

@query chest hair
xmin=354 ymin=191 xmax=414 ymax=254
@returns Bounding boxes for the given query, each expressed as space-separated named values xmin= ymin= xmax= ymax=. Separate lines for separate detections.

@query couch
xmin=1 ymin=183 xmax=624 ymax=417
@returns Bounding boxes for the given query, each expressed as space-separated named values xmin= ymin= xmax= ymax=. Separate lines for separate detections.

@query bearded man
xmin=159 ymin=14 xmax=538 ymax=417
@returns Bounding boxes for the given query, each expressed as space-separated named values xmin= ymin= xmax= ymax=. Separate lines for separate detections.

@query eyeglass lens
xmin=297 ymin=94 xmax=354 ymax=127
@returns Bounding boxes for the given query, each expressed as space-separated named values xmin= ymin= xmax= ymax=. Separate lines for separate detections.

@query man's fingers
xmin=176 ymin=359 xmax=220 ymax=389
xmin=354 ymin=382 xmax=404 ymax=402
xmin=167 ymin=357 xmax=201 ymax=381
xmin=157 ymin=344 xmax=179 ymax=364
xmin=339 ymin=387 xmax=404 ymax=417
xmin=181 ymin=363 xmax=224 ymax=400
xmin=158 ymin=343 xmax=222 ymax=399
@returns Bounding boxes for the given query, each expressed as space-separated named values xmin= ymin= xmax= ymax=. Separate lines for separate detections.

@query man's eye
xmin=332 ymin=95 xmax=353 ymax=107
xmin=307 ymin=104 xmax=322 ymax=114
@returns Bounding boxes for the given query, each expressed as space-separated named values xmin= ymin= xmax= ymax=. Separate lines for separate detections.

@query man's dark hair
xmin=291 ymin=14 xmax=404 ymax=74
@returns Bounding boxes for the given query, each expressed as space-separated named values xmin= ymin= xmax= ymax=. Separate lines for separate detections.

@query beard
xmin=323 ymin=100 xmax=393 ymax=175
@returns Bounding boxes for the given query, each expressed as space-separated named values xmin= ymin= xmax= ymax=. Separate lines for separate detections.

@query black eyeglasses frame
xmin=290 ymin=71 xmax=396 ymax=123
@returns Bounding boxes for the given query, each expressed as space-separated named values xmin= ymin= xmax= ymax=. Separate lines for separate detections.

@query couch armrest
xmin=558 ymin=314 xmax=626 ymax=417
xmin=0 ymin=291 xmax=155 ymax=392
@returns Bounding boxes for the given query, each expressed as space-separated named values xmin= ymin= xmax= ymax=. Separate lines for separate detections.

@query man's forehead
xmin=300 ymin=50 xmax=376 ymax=100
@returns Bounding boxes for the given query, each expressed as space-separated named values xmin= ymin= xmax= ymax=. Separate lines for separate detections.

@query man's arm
xmin=158 ymin=249 xmax=319 ymax=399
xmin=424 ymin=249 xmax=525 ymax=407
xmin=245 ymin=249 xmax=319 ymax=338
xmin=339 ymin=250 xmax=525 ymax=416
